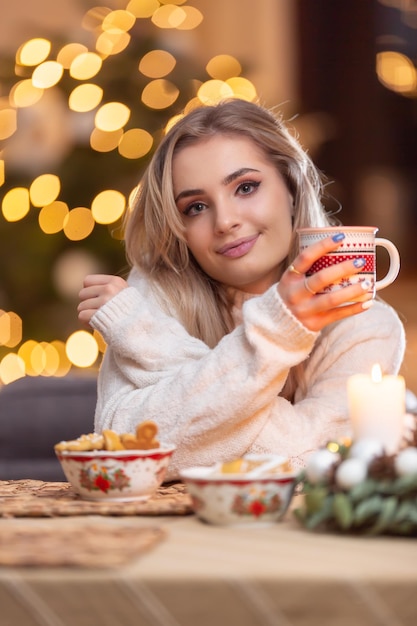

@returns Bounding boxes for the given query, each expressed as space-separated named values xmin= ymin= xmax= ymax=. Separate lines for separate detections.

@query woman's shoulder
xmin=126 ymin=266 xmax=180 ymax=318
xmin=126 ymin=266 xmax=158 ymax=299
xmin=126 ymin=266 xmax=147 ymax=288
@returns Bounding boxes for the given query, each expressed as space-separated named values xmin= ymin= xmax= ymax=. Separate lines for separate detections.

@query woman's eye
xmin=237 ymin=181 xmax=260 ymax=195
xmin=184 ymin=201 xmax=207 ymax=217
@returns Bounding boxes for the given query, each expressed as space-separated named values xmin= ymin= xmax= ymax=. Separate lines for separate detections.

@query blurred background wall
xmin=0 ymin=0 xmax=416 ymax=392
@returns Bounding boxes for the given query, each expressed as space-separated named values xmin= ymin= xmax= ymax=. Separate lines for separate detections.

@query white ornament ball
xmin=336 ymin=458 xmax=367 ymax=490
xmin=305 ymin=449 xmax=339 ymax=484
xmin=394 ymin=447 xmax=417 ymax=477
xmin=349 ymin=439 xmax=384 ymax=465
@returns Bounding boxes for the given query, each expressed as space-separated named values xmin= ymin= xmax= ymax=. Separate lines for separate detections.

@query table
xmin=0 ymin=486 xmax=416 ymax=626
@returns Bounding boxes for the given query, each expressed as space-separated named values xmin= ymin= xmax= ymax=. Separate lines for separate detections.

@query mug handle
xmin=375 ymin=238 xmax=401 ymax=291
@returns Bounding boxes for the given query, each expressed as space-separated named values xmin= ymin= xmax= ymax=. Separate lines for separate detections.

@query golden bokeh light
xmin=38 ymin=201 xmax=69 ymax=234
xmin=197 ymin=80 xmax=234 ymax=105
xmin=206 ymin=55 xmax=242 ymax=80
xmin=141 ymin=79 xmax=179 ymax=109
xmin=0 ymin=160 xmax=4 ymax=186
xmin=164 ymin=113 xmax=184 ymax=133
xmin=96 ymin=31 xmax=131 ymax=56
xmin=184 ymin=97 xmax=205 ymax=114
xmin=91 ymin=189 xmax=126 ymax=224
xmin=52 ymin=248 xmax=103 ymax=299
xmin=2 ymin=187 xmax=30 ymax=222
xmin=81 ymin=6 xmax=112 ymax=31
xmin=9 ymin=80 xmax=44 ymax=108
xmin=127 ymin=0 xmax=160 ymax=18
xmin=139 ymin=50 xmax=176 ymax=78
xmin=39 ymin=342 xmax=60 ymax=376
xmin=118 ymin=128 xmax=153 ymax=158
xmin=102 ymin=9 xmax=136 ymax=33
xmin=17 ymin=340 xmax=39 ymax=376
xmin=376 ymin=51 xmax=417 ymax=94
xmin=95 ymin=102 xmax=131 ymax=131
xmin=90 ymin=127 xmax=123 ymax=152
xmin=70 ymin=52 xmax=102 ymax=80
xmin=50 ymin=340 xmax=72 ymax=377
xmin=63 ymin=207 xmax=95 ymax=241
xmin=0 ymin=353 xmax=25 ymax=385
xmin=69 ymin=83 xmax=104 ymax=112
xmin=29 ymin=173 xmax=61 ymax=207
xmin=13 ymin=339 xmax=71 ymax=377
xmin=57 ymin=43 xmax=88 ymax=69
xmin=175 ymin=6 xmax=203 ymax=30
xmin=66 ymin=330 xmax=99 ymax=368
xmin=226 ymin=77 xmax=257 ymax=101
xmin=151 ymin=5 xmax=187 ymax=29
xmin=0 ymin=311 xmax=22 ymax=348
xmin=30 ymin=342 xmax=50 ymax=375
xmin=16 ymin=38 xmax=51 ymax=67
xmin=0 ymin=108 xmax=17 ymax=140
xmin=32 ymin=61 xmax=64 ymax=89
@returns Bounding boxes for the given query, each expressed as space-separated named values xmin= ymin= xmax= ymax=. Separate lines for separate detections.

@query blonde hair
xmin=125 ymin=99 xmax=336 ymax=399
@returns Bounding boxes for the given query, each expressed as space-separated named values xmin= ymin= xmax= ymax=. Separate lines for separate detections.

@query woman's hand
xmin=278 ymin=233 xmax=373 ymax=332
xmin=78 ymin=274 xmax=128 ymax=325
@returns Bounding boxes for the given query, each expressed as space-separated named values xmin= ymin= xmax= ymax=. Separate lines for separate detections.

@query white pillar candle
xmin=347 ymin=364 xmax=406 ymax=454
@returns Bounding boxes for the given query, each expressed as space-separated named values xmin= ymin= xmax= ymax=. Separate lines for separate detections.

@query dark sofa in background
xmin=0 ymin=375 xmax=97 ymax=481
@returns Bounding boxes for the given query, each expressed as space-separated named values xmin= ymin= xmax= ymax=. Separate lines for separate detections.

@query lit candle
xmin=347 ymin=364 xmax=406 ymax=454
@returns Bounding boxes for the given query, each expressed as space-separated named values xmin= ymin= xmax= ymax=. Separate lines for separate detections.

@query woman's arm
xmin=248 ymin=300 xmax=405 ymax=465
xmin=162 ymin=300 xmax=404 ymax=477
xmin=91 ymin=279 xmax=317 ymax=444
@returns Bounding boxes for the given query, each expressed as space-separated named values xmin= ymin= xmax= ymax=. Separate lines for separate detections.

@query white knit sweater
xmin=90 ymin=270 xmax=405 ymax=480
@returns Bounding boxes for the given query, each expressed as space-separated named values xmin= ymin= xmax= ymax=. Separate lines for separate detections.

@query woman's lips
xmin=217 ymin=234 xmax=259 ymax=258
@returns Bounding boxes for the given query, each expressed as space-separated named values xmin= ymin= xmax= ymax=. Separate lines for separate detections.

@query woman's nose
xmin=213 ymin=202 xmax=240 ymax=234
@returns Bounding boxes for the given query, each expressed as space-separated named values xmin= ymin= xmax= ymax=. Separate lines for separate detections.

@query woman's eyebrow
xmin=175 ymin=188 xmax=204 ymax=203
xmin=222 ymin=167 xmax=260 ymax=186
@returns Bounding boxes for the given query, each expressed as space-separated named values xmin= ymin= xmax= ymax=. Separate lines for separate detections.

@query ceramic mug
xmin=297 ymin=226 xmax=400 ymax=297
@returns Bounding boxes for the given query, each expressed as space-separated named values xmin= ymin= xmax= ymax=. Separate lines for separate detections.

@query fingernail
xmin=353 ymin=258 xmax=366 ymax=268
xmin=361 ymin=279 xmax=372 ymax=290
xmin=362 ymin=300 xmax=374 ymax=310
xmin=332 ymin=232 xmax=345 ymax=242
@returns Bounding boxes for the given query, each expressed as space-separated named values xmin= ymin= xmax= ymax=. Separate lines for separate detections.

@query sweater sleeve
xmin=164 ymin=299 xmax=405 ymax=477
xmin=248 ymin=299 xmax=405 ymax=467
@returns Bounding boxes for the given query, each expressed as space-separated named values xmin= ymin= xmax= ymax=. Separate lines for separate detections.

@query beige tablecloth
xmin=0 ymin=488 xmax=416 ymax=626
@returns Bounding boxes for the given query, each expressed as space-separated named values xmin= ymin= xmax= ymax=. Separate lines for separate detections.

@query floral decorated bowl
xmin=180 ymin=455 xmax=297 ymax=526
xmin=56 ymin=444 xmax=176 ymax=502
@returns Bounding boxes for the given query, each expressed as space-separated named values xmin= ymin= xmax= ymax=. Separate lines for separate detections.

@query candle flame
xmin=371 ymin=363 xmax=382 ymax=383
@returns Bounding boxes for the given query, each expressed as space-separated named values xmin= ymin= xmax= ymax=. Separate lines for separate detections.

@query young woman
xmin=78 ymin=99 xmax=404 ymax=479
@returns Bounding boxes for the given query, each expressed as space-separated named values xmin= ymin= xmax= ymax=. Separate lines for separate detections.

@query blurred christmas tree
xmin=0 ymin=1 xmax=255 ymax=382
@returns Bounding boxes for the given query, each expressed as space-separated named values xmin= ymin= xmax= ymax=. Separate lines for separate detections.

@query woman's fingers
xmin=77 ymin=275 xmax=128 ymax=324
xmin=291 ymin=233 xmax=345 ymax=274
xmin=279 ymin=234 xmax=375 ymax=331
xmin=302 ymin=257 xmax=369 ymax=297
xmin=300 ymin=300 xmax=372 ymax=333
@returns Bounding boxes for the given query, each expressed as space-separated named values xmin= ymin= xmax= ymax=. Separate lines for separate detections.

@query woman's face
xmin=172 ymin=134 xmax=293 ymax=294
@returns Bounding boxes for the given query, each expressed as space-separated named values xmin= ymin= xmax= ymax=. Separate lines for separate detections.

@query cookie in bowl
xmin=180 ymin=454 xmax=297 ymax=526
xmin=55 ymin=421 xmax=175 ymax=502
